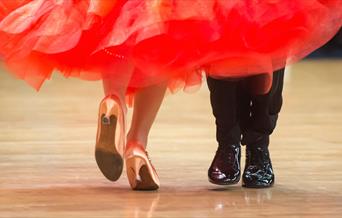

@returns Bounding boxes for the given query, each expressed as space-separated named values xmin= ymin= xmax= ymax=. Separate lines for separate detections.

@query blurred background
xmin=309 ymin=28 xmax=342 ymax=58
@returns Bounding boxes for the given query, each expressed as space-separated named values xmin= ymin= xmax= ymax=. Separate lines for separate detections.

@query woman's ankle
xmin=126 ymin=131 xmax=148 ymax=148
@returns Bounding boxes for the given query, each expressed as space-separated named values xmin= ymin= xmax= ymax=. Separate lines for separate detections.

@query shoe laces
xmin=145 ymin=150 xmax=152 ymax=162
xmin=247 ymin=147 xmax=270 ymax=168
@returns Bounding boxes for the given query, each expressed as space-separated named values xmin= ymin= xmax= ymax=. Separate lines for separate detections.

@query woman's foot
xmin=95 ymin=96 xmax=123 ymax=181
xmin=125 ymin=142 xmax=160 ymax=190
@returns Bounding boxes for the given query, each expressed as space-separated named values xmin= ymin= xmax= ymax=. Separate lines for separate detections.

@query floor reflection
xmin=1 ymin=185 xmax=340 ymax=217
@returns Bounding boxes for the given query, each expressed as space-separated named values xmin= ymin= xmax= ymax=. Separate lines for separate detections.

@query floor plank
xmin=0 ymin=60 xmax=341 ymax=218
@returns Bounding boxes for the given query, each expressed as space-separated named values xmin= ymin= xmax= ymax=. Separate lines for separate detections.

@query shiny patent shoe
xmin=125 ymin=142 xmax=160 ymax=191
xmin=208 ymin=144 xmax=241 ymax=185
xmin=95 ymin=96 xmax=123 ymax=181
xmin=242 ymin=145 xmax=275 ymax=188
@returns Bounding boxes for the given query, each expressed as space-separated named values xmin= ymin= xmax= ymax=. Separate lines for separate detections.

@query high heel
xmin=95 ymin=96 xmax=123 ymax=181
xmin=125 ymin=142 xmax=160 ymax=190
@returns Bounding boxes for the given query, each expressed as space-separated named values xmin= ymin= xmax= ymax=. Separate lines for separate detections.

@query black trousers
xmin=207 ymin=69 xmax=285 ymax=147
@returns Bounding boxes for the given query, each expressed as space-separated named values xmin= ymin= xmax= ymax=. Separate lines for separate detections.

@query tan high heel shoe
xmin=95 ymin=96 xmax=123 ymax=181
xmin=125 ymin=142 xmax=160 ymax=190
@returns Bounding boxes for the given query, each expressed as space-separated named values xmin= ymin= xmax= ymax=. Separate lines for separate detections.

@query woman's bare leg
xmin=125 ymin=82 xmax=167 ymax=190
xmin=95 ymin=57 xmax=134 ymax=181
xmin=127 ymin=83 xmax=167 ymax=148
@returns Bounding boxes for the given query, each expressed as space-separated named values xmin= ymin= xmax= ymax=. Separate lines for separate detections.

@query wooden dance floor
xmin=0 ymin=60 xmax=341 ymax=218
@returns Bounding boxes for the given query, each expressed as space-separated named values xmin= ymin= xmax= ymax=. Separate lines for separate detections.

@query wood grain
xmin=0 ymin=60 xmax=341 ymax=218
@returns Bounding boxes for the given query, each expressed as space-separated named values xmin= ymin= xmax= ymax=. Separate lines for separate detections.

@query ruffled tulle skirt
xmin=1 ymin=0 xmax=341 ymax=94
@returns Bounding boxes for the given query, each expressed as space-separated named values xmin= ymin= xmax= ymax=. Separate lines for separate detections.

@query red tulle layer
xmin=0 ymin=0 xmax=341 ymax=94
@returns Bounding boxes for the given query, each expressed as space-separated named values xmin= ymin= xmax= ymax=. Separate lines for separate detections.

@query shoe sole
xmin=242 ymin=182 xmax=274 ymax=188
xmin=208 ymin=177 xmax=240 ymax=186
xmin=126 ymin=156 xmax=159 ymax=191
xmin=95 ymin=114 xmax=123 ymax=181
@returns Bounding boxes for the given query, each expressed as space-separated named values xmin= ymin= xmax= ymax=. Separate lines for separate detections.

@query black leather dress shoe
xmin=242 ymin=145 xmax=274 ymax=188
xmin=208 ymin=144 xmax=241 ymax=185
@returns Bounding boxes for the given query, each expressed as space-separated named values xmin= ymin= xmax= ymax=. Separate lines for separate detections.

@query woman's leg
xmin=95 ymin=57 xmax=134 ymax=182
xmin=127 ymin=82 xmax=167 ymax=147
xmin=125 ymin=82 xmax=167 ymax=190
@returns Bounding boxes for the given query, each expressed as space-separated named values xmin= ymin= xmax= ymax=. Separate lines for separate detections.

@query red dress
xmin=0 ymin=0 xmax=341 ymax=94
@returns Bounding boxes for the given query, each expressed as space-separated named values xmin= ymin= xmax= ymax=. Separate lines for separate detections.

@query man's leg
xmin=241 ymin=69 xmax=285 ymax=188
xmin=206 ymin=77 xmax=243 ymax=185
